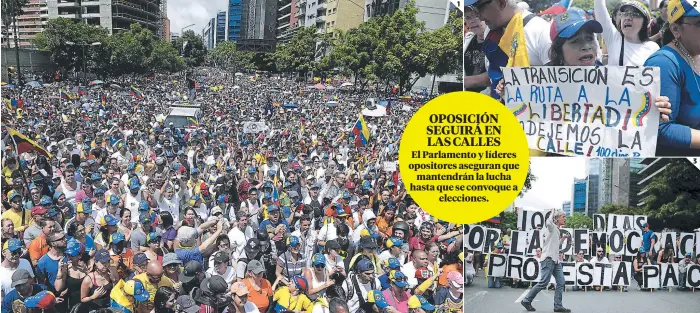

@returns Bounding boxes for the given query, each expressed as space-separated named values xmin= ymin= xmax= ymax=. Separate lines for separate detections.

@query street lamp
xmin=66 ymin=41 xmax=102 ymax=85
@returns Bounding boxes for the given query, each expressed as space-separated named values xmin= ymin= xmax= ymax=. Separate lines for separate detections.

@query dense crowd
xmin=1 ymin=69 xmax=464 ymax=313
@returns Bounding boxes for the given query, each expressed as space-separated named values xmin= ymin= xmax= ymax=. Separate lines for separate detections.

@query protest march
xmin=463 ymin=0 xmax=700 ymax=157
xmin=464 ymin=209 xmax=700 ymax=291
xmin=0 ymin=67 xmax=465 ymax=313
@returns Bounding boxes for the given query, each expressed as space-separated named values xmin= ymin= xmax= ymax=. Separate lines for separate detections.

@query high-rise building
xmin=572 ymin=178 xmax=587 ymax=215
xmin=216 ymin=10 xmax=227 ymax=46
xmin=170 ymin=32 xmax=179 ymax=43
xmin=238 ymin=0 xmax=278 ymax=52
xmin=586 ymin=158 xmax=632 ymax=216
xmin=45 ymin=0 xmax=162 ymax=35
xmin=159 ymin=0 xmax=167 ymax=39
xmin=277 ymin=0 xmax=293 ymax=41
xmin=202 ymin=18 xmax=216 ymax=50
xmin=163 ymin=17 xmax=171 ymax=41
xmin=586 ymin=159 xmax=601 ymax=216
xmin=228 ymin=0 xmax=243 ymax=41
xmin=325 ymin=0 xmax=364 ymax=33
xmin=2 ymin=0 xmax=48 ymax=48
xmin=364 ymin=0 xmax=402 ymax=21
xmin=635 ymin=158 xmax=672 ymax=207
xmin=562 ymin=201 xmax=572 ymax=216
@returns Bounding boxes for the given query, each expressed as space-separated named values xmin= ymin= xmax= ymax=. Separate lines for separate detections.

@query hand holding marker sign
xmin=398 ymin=92 xmax=530 ymax=224
xmin=502 ymin=66 xmax=661 ymax=157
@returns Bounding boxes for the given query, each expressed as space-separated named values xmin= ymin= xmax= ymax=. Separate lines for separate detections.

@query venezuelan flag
xmin=351 ymin=114 xmax=370 ymax=147
xmin=59 ymin=89 xmax=72 ymax=100
xmin=7 ymin=127 xmax=52 ymax=158
xmin=187 ymin=117 xmax=199 ymax=127
xmin=100 ymin=93 xmax=107 ymax=105
xmin=130 ymin=86 xmax=144 ymax=99
xmin=77 ymin=86 xmax=88 ymax=96
xmin=498 ymin=12 xmax=530 ymax=67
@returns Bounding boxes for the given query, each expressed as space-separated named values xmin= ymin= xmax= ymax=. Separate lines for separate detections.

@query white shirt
xmin=342 ymin=273 xmax=382 ymax=313
xmin=317 ymin=223 xmax=338 ymax=242
xmin=292 ymin=228 xmax=318 ymax=267
xmin=228 ymin=226 xmax=254 ymax=260
xmin=401 ymin=262 xmax=419 ymax=288
xmin=379 ymin=250 xmax=406 ymax=265
xmin=541 ymin=217 xmax=561 ymax=263
xmin=484 ymin=11 xmax=552 ymax=67
xmin=158 ymin=195 xmax=181 ymax=223
xmin=206 ymin=265 xmax=236 ymax=286
xmin=193 ymin=203 xmax=208 ymax=221
xmin=594 ymin=0 xmax=659 ymax=66
xmin=0 ymin=259 xmax=34 ymax=296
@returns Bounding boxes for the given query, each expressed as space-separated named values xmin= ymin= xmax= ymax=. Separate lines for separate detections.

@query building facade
xmin=228 ymin=0 xmax=243 ymax=41
xmin=45 ymin=0 xmax=161 ymax=35
xmin=163 ymin=17 xmax=170 ymax=41
xmin=2 ymin=0 xmax=48 ymax=48
xmin=202 ymin=18 xmax=215 ymax=50
xmin=572 ymin=178 xmax=587 ymax=215
xmin=216 ymin=10 xmax=227 ymax=46
xmin=635 ymin=158 xmax=672 ymax=207
xmin=277 ymin=0 xmax=293 ymax=41
xmin=238 ymin=0 xmax=277 ymax=51
xmin=562 ymin=201 xmax=572 ymax=216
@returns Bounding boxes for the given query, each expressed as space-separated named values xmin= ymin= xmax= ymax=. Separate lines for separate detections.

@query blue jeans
xmin=524 ymin=258 xmax=565 ymax=308
xmin=488 ymin=276 xmax=501 ymax=288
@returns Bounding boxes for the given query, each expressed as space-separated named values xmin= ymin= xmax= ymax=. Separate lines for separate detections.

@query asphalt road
xmin=464 ymin=273 xmax=700 ymax=313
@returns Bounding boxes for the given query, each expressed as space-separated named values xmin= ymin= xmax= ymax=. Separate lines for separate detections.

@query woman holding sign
xmin=644 ymin=0 xmax=700 ymax=156
xmin=594 ymin=0 xmax=659 ymax=65
xmin=633 ymin=250 xmax=651 ymax=290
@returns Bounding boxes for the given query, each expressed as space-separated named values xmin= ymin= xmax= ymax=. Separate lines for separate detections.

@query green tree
xmin=109 ymin=23 xmax=153 ymax=75
xmin=500 ymin=211 xmax=518 ymax=232
xmin=32 ymin=18 xmax=110 ymax=73
xmin=209 ymin=41 xmax=253 ymax=71
xmin=176 ymin=30 xmax=207 ymax=67
xmin=519 ymin=161 xmax=536 ymax=197
xmin=1 ymin=0 xmax=28 ymax=48
xmin=251 ymin=53 xmax=276 ymax=72
xmin=566 ymin=212 xmax=593 ymax=229
xmin=572 ymin=0 xmax=595 ymax=11
xmin=600 ymin=204 xmax=644 ymax=215
xmin=642 ymin=159 xmax=700 ymax=232
xmin=332 ymin=19 xmax=381 ymax=89
xmin=148 ymin=40 xmax=185 ymax=73
xmin=274 ymin=27 xmax=318 ymax=76
xmin=423 ymin=10 xmax=462 ymax=95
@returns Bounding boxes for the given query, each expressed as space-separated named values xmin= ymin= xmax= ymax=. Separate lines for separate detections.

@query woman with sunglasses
xmin=595 ymin=0 xmax=658 ymax=65
xmin=303 ymin=254 xmax=333 ymax=301
xmin=54 ymin=239 xmax=89 ymax=309
xmin=81 ymin=249 xmax=115 ymax=311
xmin=243 ymin=260 xmax=273 ymax=313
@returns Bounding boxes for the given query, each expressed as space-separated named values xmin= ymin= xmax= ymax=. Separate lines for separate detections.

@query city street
xmin=464 ymin=274 xmax=700 ymax=313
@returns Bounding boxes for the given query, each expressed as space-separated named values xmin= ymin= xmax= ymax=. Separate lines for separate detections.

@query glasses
xmin=314 ymin=264 xmax=325 ymax=269
xmin=166 ymin=264 xmax=180 ymax=270
xmin=9 ymin=250 xmax=22 ymax=256
xmin=680 ymin=21 xmax=700 ymax=28
xmin=619 ymin=11 xmax=643 ymax=18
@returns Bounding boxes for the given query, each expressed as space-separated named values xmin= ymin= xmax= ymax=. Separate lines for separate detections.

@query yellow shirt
xmin=1 ymin=208 xmax=33 ymax=232
xmin=2 ymin=166 xmax=14 ymax=184
xmin=134 ymin=273 xmax=174 ymax=303
xmin=273 ymin=286 xmax=313 ymax=312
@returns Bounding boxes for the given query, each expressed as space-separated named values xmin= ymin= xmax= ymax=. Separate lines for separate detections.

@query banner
xmin=679 ymin=233 xmax=695 ymax=257
xmin=517 ymin=209 xmax=552 ymax=231
xmin=642 ymin=265 xmax=661 ymax=289
xmin=243 ymin=122 xmax=268 ymax=133
xmin=502 ymin=66 xmax=660 ymax=157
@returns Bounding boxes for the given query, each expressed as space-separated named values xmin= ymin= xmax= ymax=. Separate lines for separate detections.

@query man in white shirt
xmin=342 ymin=259 xmax=382 ymax=313
xmin=590 ymin=247 xmax=610 ymax=291
xmin=402 ymin=250 xmax=429 ymax=289
xmin=521 ymin=209 xmax=569 ymax=312
xmin=0 ymin=239 xmax=35 ymax=296
xmin=228 ymin=214 xmax=254 ymax=260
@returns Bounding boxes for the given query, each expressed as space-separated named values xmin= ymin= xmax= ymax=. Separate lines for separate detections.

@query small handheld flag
xmin=130 ymin=86 xmax=144 ymax=99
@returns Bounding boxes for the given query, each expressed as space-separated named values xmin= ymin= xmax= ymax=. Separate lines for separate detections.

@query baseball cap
xmin=31 ymin=205 xmax=48 ymax=216
xmin=230 ymin=281 xmax=249 ymax=296
xmin=163 ymin=253 xmax=182 ymax=266
xmin=213 ymin=251 xmax=230 ymax=264
xmin=138 ymin=200 xmax=149 ymax=212
xmin=7 ymin=190 xmax=21 ymax=200
xmin=245 ymin=238 xmax=261 ymax=255
xmin=76 ymin=202 xmax=93 ymax=214
xmin=139 ymin=212 xmax=152 ymax=225
xmin=640 ymin=222 xmax=648 ymax=228
xmin=687 ymin=252 xmax=693 ymax=258
xmin=211 ymin=206 xmax=223 ymax=216
xmin=94 ymin=188 xmax=105 ymax=196
xmin=620 ymin=1 xmax=653 ymax=24
xmin=201 ymin=276 xmax=228 ymax=294
xmin=359 ymin=236 xmax=378 ymax=250
xmin=247 ymin=259 xmax=266 ymax=274
xmin=124 ymin=280 xmax=150 ymax=302
xmin=287 ymin=235 xmax=301 ymax=247
xmin=550 ymin=7 xmax=603 ymax=41
xmin=311 ymin=253 xmax=326 ymax=266
xmin=386 ymin=237 xmax=403 ymax=249
xmin=415 ymin=267 xmax=431 ymax=280
xmin=389 ymin=270 xmax=408 ymax=288
xmin=65 ymin=238 xmax=85 ymax=257
xmin=128 ymin=178 xmax=140 ymax=190
xmin=447 ymin=271 xmax=464 ymax=290
xmin=109 ymin=195 xmax=120 ymax=205
xmin=175 ymin=295 xmax=200 ymax=313
xmin=668 ymin=0 xmax=700 ymax=23
xmin=292 ymin=275 xmax=309 ymax=293
xmin=110 ymin=232 xmax=126 ymax=244
xmin=408 ymin=295 xmax=435 ymax=311
xmin=3 ymin=238 xmax=22 ymax=252
xmin=366 ymin=290 xmax=389 ymax=309
xmin=147 ymin=232 xmax=161 ymax=243
xmin=325 ymin=239 xmax=341 ymax=250
xmin=133 ymin=253 xmax=149 ymax=265
xmin=95 ymin=249 xmax=111 ymax=262
xmin=11 ymin=269 xmax=31 ymax=287
xmin=180 ymin=260 xmax=202 ymax=283
xmin=357 ymin=258 xmax=374 ymax=272
xmin=384 ymin=257 xmax=401 ymax=270
xmin=24 ymin=291 xmax=56 ymax=309
xmin=99 ymin=214 xmax=118 ymax=227
xmin=39 ymin=196 xmax=53 ymax=206
xmin=267 ymin=204 xmax=280 ymax=212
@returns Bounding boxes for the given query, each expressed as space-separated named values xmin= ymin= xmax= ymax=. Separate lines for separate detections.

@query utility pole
xmin=11 ymin=0 xmax=22 ymax=86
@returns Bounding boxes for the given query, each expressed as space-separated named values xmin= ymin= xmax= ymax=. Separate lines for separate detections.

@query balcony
xmin=294 ymin=9 xmax=305 ymax=17
xmin=315 ymin=15 xmax=325 ymax=22
xmin=57 ymin=1 xmax=80 ymax=7
xmin=317 ymin=2 xmax=326 ymax=9
xmin=295 ymin=0 xmax=306 ymax=7
xmin=58 ymin=13 xmax=80 ymax=19
xmin=315 ymin=27 xmax=325 ymax=34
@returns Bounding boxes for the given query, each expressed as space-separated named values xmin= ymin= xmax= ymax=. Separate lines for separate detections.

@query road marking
xmin=465 ymin=291 xmax=488 ymax=303
xmin=514 ymin=289 xmax=530 ymax=303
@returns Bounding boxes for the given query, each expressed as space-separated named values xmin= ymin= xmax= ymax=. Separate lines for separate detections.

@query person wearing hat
xmin=378 ymin=257 xmax=402 ymax=290
xmin=407 ymin=295 xmax=435 ymax=313
xmin=144 ymin=232 xmax=166 ymax=263
xmin=259 ymin=204 xmax=290 ymax=234
xmin=645 ymin=0 xmax=700 ymax=156
xmin=2 ymin=190 xmax=33 ymax=232
xmin=594 ymin=0 xmax=659 ymax=66
xmin=174 ymin=220 xmax=223 ymax=269
xmin=179 ymin=260 xmax=205 ymax=295
xmin=275 ymin=235 xmax=307 ymax=284
xmin=380 ymin=270 xmax=410 ymax=312
xmin=1 ymin=269 xmax=47 ymax=313
xmin=207 ymin=250 xmax=236 ymax=285
xmin=196 ymin=275 xmax=231 ymax=312
xmin=123 ymin=179 xmax=146 ymax=222
xmin=108 ymin=232 xmax=135 ymax=274
xmin=379 ymin=237 xmax=407 ymax=265
xmin=54 ymin=238 xmax=90 ymax=308
xmin=344 ymin=258 xmax=381 ymax=313
xmin=80 ymin=249 xmax=114 ymax=310
xmin=162 ymin=253 xmax=183 ymax=284
xmin=433 ymin=272 xmax=462 ymax=313
xmin=273 ymin=275 xmax=313 ymax=313
xmin=639 ymin=222 xmax=658 ymax=261
xmin=94 ymin=214 xmax=120 ymax=250
xmin=361 ymin=289 xmax=395 ymax=313
xmin=110 ymin=279 xmax=150 ymax=313
xmin=352 ymin=205 xmax=378 ymax=245
xmin=226 ymin=281 xmax=260 ymax=313
xmin=0 ymin=238 xmax=35 ymax=295
xmin=23 ymin=290 xmax=57 ymax=313
xmin=174 ymin=295 xmax=200 ymax=313
xmin=91 ymin=187 xmax=108 ymax=216
xmin=242 ymin=260 xmax=273 ymax=313
xmin=302 ymin=253 xmax=334 ymax=301
xmin=130 ymin=211 xmax=155 ymax=253
xmin=24 ymin=184 xmax=45 ymax=211
xmin=26 ymin=210 xmax=54 ymax=265
xmin=64 ymin=201 xmax=96 ymax=238
xmin=678 ymin=252 xmax=696 ymax=290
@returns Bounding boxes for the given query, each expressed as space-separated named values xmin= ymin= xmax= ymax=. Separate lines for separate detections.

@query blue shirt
xmin=37 ymin=255 xmax=65 ymax=291
xmin=642 ymin=230 xmax=657 ymax=254
xmin=378 ymin=273 xmax=391 ymax=290
xmin=259 ymin=219 xmax=290 ymax=233
xmin=644 ymin=46 xmax=700 ymax=156
xmin=176 ymin=247 xmax=203 ymax=270
xmin=1 ymin=284 xmax=46 ymax=313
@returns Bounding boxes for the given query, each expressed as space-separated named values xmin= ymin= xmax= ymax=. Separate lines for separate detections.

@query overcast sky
xmin=513 ymin=158 xmax=588 ymax=211
xmin=168 ymin=0 xmax=227 ymax=35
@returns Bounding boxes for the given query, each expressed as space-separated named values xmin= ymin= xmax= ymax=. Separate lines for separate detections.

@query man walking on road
xmin=521 ymin=209 xmax=570 ymax=312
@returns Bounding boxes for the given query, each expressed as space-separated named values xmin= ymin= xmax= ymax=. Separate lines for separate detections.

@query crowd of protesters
xmin=1 ymin=67 xmax=464 ymax=313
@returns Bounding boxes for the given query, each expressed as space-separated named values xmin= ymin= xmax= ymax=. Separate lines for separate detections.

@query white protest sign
xmin=484 ymin=228 xmax=502 ymax=253
xmin=562 ymin=262 xmax=577 ymax=286
xmin=612 ymin=261 xmax=632 ymax=286
xmin=643 ymin=265 xmax=661 ymax=289
xmin=678 ymin=233 xmax=695 ymax=257
xmin=382 ymin=161 xmax=397 ymax=172
xmin=464 ymin=225 xmax=486 ymax=252
xmin=573 ymin=229 xmax=590 ymax=256
xmin=687 ymin=265 xmax=700 ymax=288
xmin=593 ymin=214 xmax=606 ymax=231
xmin=607 ymin=214 xmax=619 ymax=233
xmin=625 ymin=230 xmax=642 ymax=257
xmin=576 ymin=262 xmax=594 ymax=286
xmin=521 ymin=257 xmax=540 ymax=282
xmin=608 ymin=229 xmax=626 ymax=256
xmin=660 ymin=232 xmax=678 ymax=255
xmin=503 ymin=66 xmax=660 ymax=157
xmin=591 ymin=232 xmax=607 ymax=254
xmin=507 ymin=255 xmax=525 ymax=280
xmin=510 ymin=230 xmax=528 ymax=256
xmin=243 ymin=122 xmax=268 ymax=133
xmin=661 ymin=263 xmax=679 ymax=287
xmin=517 ymin=209 xmax=552 ymax=231
xmin=560 ymin=228 xmax=574 ymax=255
xmin=593 ymin=262 xmax=613 ymax=287
xmin=487 ymin=254 xmax=507 ymax=278
xmin=526 ymin=230 xmax=544 ymax=255
xmin=633 ymin=215 xmax=647 ymax=231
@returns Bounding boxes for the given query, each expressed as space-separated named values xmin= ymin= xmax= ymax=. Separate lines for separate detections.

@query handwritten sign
xmin=243 ymin=122 xmax=268 ymax=134
xmin=502 ymin=66 xmax=660 ymax=157
xmin=383 ymin=161 xmax=397 ymax=172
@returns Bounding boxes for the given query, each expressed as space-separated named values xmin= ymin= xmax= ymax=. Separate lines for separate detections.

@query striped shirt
xmin=277 ymin=251 xmax=307 ymax=278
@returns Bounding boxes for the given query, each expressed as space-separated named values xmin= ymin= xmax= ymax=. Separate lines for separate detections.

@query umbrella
xmin=313 ymin=83 xmax=326 ymax=89
xmin=109 ymin=83 xmax=122 ymax=89
xmin=283 ymin=103 xmax=298 ymax=109
xmin=232 ymin=85 xmax=240 ymax=89
xmin=326 ymin=86 xmax=336 ymax=90
xmin=234 ymin=72 xmax=244 ymax=77
xmin=2 ymin=84 xmax=16 ymax=89
xmin=340 ymin=82 xmax=353 ymax=87
xmin=26 ymin=81 xmax=41 ymax=88
xmin=88 ymin=80 xmax=104 ymax=86
xmin=326 ymin=101 xmax=338 ymax=107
